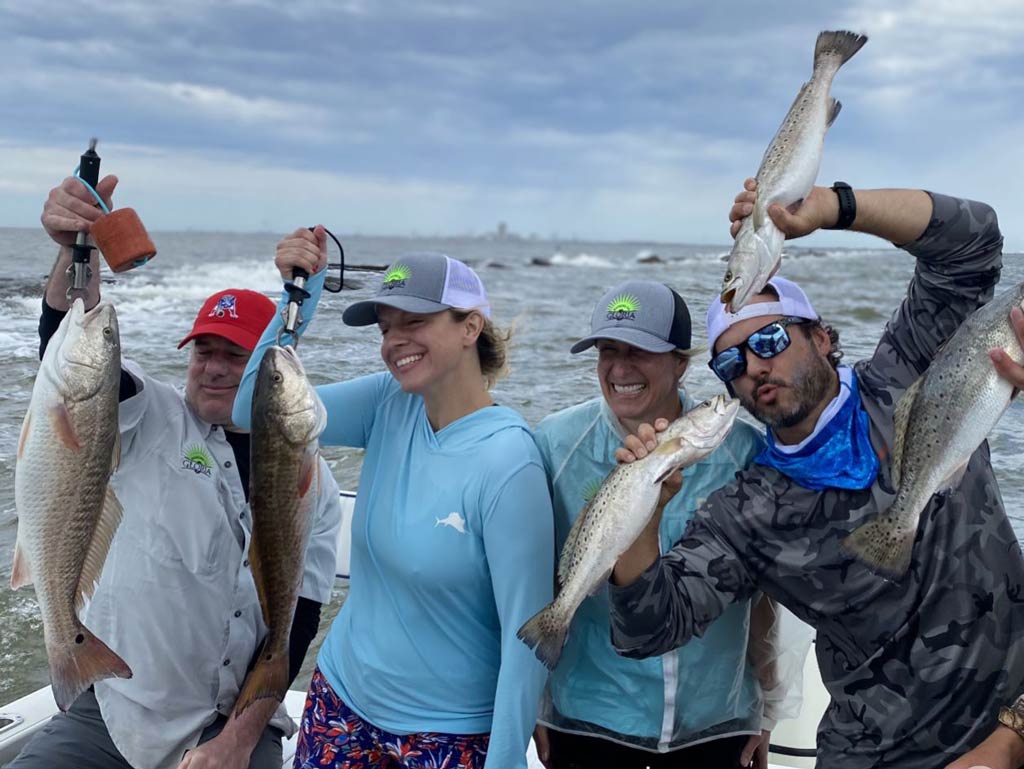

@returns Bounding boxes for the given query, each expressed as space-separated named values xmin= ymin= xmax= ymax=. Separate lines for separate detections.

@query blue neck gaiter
xmin=755 ymin=371 xmax=879 ymax=491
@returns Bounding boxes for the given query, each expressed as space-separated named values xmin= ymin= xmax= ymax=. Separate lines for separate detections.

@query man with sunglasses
xmin=608 ymin=179 xmax=1024 ymax=769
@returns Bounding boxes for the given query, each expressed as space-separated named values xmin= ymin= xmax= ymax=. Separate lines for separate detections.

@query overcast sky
xmin=2 ymin=0 xmax=1022 ymax=248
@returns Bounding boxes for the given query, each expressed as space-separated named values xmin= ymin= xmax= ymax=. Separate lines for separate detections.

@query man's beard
xmin=740 ymin=351 xmax=837 ymax=430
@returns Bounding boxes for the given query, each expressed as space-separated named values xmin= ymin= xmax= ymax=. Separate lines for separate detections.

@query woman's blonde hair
xmin=450 ymin=309 xmax=512 ymax=388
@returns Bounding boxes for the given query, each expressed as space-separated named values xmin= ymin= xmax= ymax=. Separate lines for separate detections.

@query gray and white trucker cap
xmin=343 ymin=251 xmax=492 ymax=326
xmin=570 ymin=280 xmax=692 ymax=354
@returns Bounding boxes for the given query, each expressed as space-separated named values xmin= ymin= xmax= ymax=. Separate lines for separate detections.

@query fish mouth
xmin=720 ymin=276 xmax=746 ymax=313
xmin=721 ymin=277 xmax=755 ymax=314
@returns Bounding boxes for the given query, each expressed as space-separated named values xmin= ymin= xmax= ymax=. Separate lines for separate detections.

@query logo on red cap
xmin=178 ymin=289 xmax=276 ymax=351
xmin=208 ymin=295 xmax=240 ymax=319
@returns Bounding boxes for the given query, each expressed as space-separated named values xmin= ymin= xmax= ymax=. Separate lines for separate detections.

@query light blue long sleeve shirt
xmin=233 ymin=272 xmax=554 ymax=769
xmin=534 ymin=394 xmax=766 ymax=750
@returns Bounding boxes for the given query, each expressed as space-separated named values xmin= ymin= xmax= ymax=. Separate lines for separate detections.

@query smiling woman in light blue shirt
xmin=233 ymin=228 xmax=554 ymax=769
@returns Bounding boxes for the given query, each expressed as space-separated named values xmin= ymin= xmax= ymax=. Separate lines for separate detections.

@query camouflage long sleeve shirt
xmin=608 ymin=193 xmax=1024 ymax=769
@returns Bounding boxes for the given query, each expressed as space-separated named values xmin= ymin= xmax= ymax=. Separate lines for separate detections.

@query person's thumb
xmin=766 ymin=203 xmax=803 ymax=237
xmin=314 ymin=223 xmax=329 ymax=261
xmin=94 ymin=174 xmax=119 ymax=210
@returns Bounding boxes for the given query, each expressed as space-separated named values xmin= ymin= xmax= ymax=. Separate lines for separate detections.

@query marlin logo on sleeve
xmin=435 ymin=512 xmax=467 ymax=533
xmin=209 ymin=294 xmax=239 ymax=319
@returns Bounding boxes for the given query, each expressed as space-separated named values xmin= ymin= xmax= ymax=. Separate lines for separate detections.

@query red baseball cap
xmin=177 ymin=289 xmax=276 ymax=351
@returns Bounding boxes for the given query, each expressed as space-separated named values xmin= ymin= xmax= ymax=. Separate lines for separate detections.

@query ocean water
xmin=1 ymin=226 xmax=1022 ymax=707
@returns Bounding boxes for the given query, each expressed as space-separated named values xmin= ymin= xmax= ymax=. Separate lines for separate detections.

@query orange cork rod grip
xmin=90 ymin=208 xmax=157 ymax=273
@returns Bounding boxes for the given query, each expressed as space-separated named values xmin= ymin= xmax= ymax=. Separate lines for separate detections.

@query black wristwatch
xmin=823 ymin=181 xmax=857 ymax=230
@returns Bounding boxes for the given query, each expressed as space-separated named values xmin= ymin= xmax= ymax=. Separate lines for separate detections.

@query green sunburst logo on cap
xmin=382 ymin=264 xmax=411 ymax=290
xmin=606 ymin=293 xmax=640 ymax=321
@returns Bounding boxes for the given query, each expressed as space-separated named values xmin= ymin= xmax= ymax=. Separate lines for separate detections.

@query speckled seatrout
xmin=517 ymin=396 xmax=740 ymax=669
xmin=721 ymin=30 xmax=867 ymax=312
xmin=233 ymin=345 xmax=326 ymax=715
xmin=844 ymin=282 xmax=1024 ymax=578
xmin=12 ymin=299 xmax=131 ymax=711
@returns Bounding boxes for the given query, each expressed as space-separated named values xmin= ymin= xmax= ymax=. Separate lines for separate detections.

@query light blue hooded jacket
xmin=534 ymin=392 xmax=767 ymax=751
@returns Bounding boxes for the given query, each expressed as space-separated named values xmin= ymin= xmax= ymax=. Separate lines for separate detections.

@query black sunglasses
xmin=709 ymin=317 xmax=810 ymax=382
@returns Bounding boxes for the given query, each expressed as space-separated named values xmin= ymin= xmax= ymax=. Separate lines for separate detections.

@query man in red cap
xmin=177 ymin=288 xmax=285 ymax=426
xmin=8 ymin=175 xmax=341 ymax=769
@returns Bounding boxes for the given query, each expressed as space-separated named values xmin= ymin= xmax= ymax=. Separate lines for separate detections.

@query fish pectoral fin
xmin=754 ymin=228 xmax=783 ymax=274
xmin=652 ymin=445 xmax=688 ymax=485
xmin=654 ymin=464 xmax=685 ymax=486
xmin=890 ymin=376 xmax=924 ymax=489
xmin=50 ymin=403 xmax=81 ymax=451
xmin=10 ymin=537 xmax=32 ymax=589
xmin=75 ymin=485 xmax=125 ymax=611
xmin=16 ymin=409 xmax=31 ymax=461
xmin=297 ymin=452 xmax=317 ymax=497
xmin=827 ymin=98 xmax=842 ymax=128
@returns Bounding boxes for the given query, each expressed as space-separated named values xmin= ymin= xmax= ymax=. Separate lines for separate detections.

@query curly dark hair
xmin=798 ymin=319 xmax=843 ymax=369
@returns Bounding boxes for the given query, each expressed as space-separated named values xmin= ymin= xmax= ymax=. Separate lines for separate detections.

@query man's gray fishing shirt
xmin=608 ymin=192 xmax=1024 ymax=769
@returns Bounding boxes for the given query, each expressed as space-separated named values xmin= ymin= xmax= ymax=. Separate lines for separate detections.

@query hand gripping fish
xmin=12 ymin=299 xmax=131 ymax=711
xmin=233 ymin=345 xmax=327 ymax=715
xmin=721 ymin=30 xmax=867 ymax=312
xmin=844 ymin=282 xmax=1024 ymax=578
xmin=518 ymin=396 xmax=740 ymax=670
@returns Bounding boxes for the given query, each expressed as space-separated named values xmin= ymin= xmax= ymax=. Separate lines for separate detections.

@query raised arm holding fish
xmin=609 ymin=178 xmax=1024 ymax=769
xmin=6 ymin=174 xmax=342 ymax=769
xmin=721 ymin=30 xmax=867 ymax=312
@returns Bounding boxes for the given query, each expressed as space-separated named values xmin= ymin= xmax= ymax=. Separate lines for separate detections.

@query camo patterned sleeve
xmin=862 ymin=192 xmax=1003 ymax=394
xmin=608 ymin=484 xmax=761 ymax=657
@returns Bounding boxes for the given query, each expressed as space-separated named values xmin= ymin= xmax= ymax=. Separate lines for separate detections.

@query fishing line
xmin=72 ymin=168 xmax=111 ymax=215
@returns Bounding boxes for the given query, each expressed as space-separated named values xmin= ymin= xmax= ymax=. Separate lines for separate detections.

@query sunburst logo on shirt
xmin=182 ymin=444 xmax=214 ymax=476
xmin=582 ymin=478 xmax=603 ymax=504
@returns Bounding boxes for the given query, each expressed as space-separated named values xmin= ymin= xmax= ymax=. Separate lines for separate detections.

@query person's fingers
xmin=615 ymin=444 xmax=641 ymax=463
xmin=636 ymin=423 xmax=658 ymax=452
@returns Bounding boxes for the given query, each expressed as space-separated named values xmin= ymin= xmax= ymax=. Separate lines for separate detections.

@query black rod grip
xmin=79 ymin=141 xmax=101 ymax=189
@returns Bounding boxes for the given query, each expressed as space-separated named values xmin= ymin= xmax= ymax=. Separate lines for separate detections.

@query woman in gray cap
xmin=531 ymin=279 xmax=806 ymax=769
xmin=232 ymin=226 xmax=554 ymax=769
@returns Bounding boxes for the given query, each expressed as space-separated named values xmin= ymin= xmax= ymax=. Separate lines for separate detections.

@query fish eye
xmin=724 ymin=270 xmax=732 ymax=282
xmin=103 ymin=327 xmax=112 ymax=337
xmin=272 ymin=372 xmax=283 ymax=383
